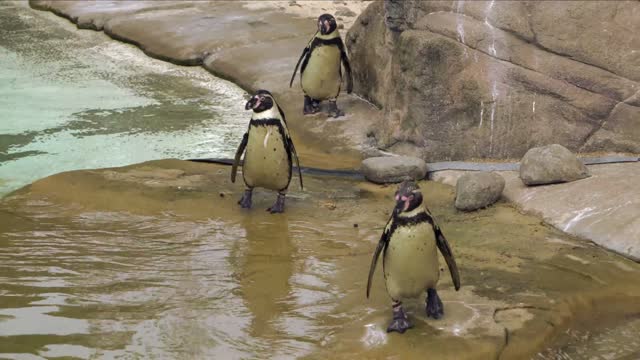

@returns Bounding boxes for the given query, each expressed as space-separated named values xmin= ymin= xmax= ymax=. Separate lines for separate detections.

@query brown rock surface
xmin=347 ymin=0 xmax=640 ymax=161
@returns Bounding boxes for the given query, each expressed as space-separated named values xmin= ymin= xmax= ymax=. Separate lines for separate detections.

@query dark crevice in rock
xmin=420 ymin=25 xmax=632 ymax=106
xmin=580 ymin=90 xmax=640 ymax=151
xmin=417 ymin=6 xmax=636 ymax=96
xmin=496 ymin=327 xmax=509 ymax=360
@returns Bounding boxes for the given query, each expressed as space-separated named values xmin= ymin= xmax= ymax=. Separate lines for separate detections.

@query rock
xmin=335 ymin=7 xmax=356 ymax=17
xmin=361 ymin=156 xmax=427 ymax=183
xmin=346 ymin=1 xmax=640 ymax=161
xmin=519 ymin=144 xmax=590 ymax=185
xmin=455 ymin=171 xmax=505 ymax=211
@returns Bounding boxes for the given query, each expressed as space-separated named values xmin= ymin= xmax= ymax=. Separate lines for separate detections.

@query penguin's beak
xmin=245 ymin=96 xmax=260 ymax=110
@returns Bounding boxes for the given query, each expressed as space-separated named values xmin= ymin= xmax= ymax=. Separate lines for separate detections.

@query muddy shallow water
xmin=1 ymin=160 xmax=640 ymax=359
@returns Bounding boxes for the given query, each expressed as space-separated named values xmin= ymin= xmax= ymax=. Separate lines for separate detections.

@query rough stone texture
xmin=347 ymin=1 xmax=640 ymax=161
xmin=431 ymin=162 xmax=640 ymax=261
xmin=29 ymin=0 xmax=381 ymax=170
xmin=520 ymin=144 xmax=590 ymax=185
xmin=454 ymin=171 xmax=505 ymax=211
xmin=361 ymin=156 xmax=427 ymax=183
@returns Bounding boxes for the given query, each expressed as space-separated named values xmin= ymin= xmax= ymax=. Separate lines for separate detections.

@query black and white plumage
xmin=289 ymin=13 xmax=353 ymax=117
xmin=231 ymin=90 xmax=303 ymax=213
xmin=366 ymin=181 xmax=461 ymax=333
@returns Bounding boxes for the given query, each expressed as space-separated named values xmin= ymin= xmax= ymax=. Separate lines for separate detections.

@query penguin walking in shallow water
xmin=289 ymin=13 xmax=353 ymax=118
xmin=366 ymin=181 xmax=461 ymax=333
xmin=231 ymin=90 xmax=303 ymax=213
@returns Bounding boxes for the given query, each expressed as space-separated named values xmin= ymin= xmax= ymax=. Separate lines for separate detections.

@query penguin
xmin=289 ymin=13 xmax=353 ymax=118
xmin=366 ymin=181 xmax=461 ymax=333
xmin=231 ymin=90 xmax=303 ymax=213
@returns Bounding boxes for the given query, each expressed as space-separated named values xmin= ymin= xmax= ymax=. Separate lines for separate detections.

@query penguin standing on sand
xmin=289 ymin=13 xmax=353 ymax=118
xmin=366 ymin=181 xmax=461 ymax=333
xmin=231 ymin=90 xmax=303 ymax=213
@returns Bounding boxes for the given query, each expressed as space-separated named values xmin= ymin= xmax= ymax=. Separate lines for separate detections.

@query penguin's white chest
xmin=243 ymin=125 xmax=290 ymax=191
xmin=383 ymin=223 xmax=440 ymax=300
xmin=301 ymin=45 xmax=342 ymax=100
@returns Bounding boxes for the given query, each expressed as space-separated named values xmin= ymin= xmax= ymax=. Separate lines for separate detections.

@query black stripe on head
xmin=394 ymin=181 xmax=424 ymax=214
xmin=246 ymin=90 xmax=274 ymax=112
xmin=317 ymin=13 xmax=337 ymax=35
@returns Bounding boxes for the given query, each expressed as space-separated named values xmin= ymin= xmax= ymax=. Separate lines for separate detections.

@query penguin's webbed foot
xmin=267 ymin=193 xmax=286 ymax=214
xmin=327 ymin=100 xmax=344 ymax=118
xmin=426 ymin=288 xmax=444 ymax=319
xmin=387 ymin=303 xmax=413 ymax=334
xmin=238 ymin=189 xmax=253 ymax=209
xmin=303 ymin=96 xmax=320 ymax=115
xmin=387 ymin=317 xmax=413 ymax=334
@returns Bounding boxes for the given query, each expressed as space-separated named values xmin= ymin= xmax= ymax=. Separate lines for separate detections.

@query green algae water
xmin=0 ymin=2 xmax=247 ymax=196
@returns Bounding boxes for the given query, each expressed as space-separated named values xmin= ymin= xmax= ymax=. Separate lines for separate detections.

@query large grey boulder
xmin=361 ymin=156 xmax=427 ymax=183
xmin=519 ymin=144 xmax=590 ymax=185
xmin=455 ymin=171 xmax=505 ymax=211
xmin=346 ymin=1 xmax=640 ymax=161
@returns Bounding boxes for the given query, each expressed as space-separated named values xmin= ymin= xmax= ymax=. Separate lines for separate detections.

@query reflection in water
xmin=0 ymin=201 xmax=337 ymax=358
xmin=235 ymin=215 xmax=295 ymax=349
xmin=2 ymin=173 xmax=640 ymax=358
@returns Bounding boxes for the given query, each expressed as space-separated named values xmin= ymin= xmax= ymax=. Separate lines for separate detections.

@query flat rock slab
xmin=504 ymin=162 xmax=640 ymax=261
xmin=361 ymin=156 xmax=427 ymax=183
xmin=432 ymin=162 xmax=640 ymax=261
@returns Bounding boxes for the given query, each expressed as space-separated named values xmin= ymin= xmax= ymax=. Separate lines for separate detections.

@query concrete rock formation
xmin=455 ymin=171 xmax=505 ymax=211
xmin=520 ymin=144 xmax=590 ymax=186
xmin=361 ymin=156 xmax=427 ymax=183
xmin=347 ymin=1 xmax=640 ymax=161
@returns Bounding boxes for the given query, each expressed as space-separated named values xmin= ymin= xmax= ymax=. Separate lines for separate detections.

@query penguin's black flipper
xmin=433 ymin=225 xmax=461 ymax=291
xmin=367 ymin=217 xmax=393 ymax=298
xmin=287 ymin=136 xmax=304 ymax=190
xmin=231 ymin=132 xmax=248 ymax=183
xmin=276 ymin=104 xmax=304 ymax=190
xmin=289 ymin=46 xmax=310 ymax=87
xmin=337 ymin=39 xmax=353 ymax=94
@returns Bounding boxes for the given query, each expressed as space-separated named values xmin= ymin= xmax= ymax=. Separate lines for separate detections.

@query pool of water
xmin=2 ymin=161 xmax=640 ymax=359
xmin=0 ymin=1 xmax=248 ymax=196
